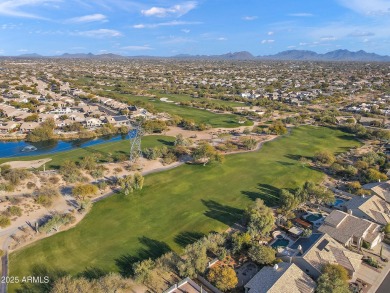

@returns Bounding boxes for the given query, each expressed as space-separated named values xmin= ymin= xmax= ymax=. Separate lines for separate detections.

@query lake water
xmin=0 ymin=134 xmax=129 ymax=159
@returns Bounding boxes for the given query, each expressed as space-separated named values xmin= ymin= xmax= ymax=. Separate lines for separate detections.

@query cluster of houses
xmin=241 ymin=89 xmax=323 ymax=106
xmin=169 ymin=180 xmax=390 ymax=293
xmin=0 ymin=82 xmax=155 ymax=135
xmin=245 ymin=181 xmax=390 ymax=293
xmin=344 ymin=96 xmax=390 ymax=116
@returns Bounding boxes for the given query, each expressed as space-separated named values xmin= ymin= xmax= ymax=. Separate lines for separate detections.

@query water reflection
xmin=0 ymin=134 xmax=129 ymax=158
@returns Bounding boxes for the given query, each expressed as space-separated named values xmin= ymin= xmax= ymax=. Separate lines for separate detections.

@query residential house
xmin=55 ymin=119 xmax=72 ymax=128
xmin=244 ymin=262 xmax=316 ymax=293
xmin=342 ymin=195 xmax=390 ymax=226
xmin=38 ymin=113 xmax=57 ymax=122
xmin=363 ymin=181 xmax=390 ymax=203
xmin=20 ymin=122 xmax=40 ymax=133
xmin=50 ymin=107 xmax=73 ymax=115
xmin=163 ymin=278 xmax=204 ymax=293
xmin=106 ymin=115 xmax=130 ymax=126
xmin=318 ymin=210 xmax=382 ymax=249
xmin=68 ymin=113 xmax=86 ymax=123
xmin=0 ymin=122 xmax=18 ymax=134
xmin=85 ymin=117 xmax=103 ymax=128
xmin=278 ymin=233 xmax=362 ymax=280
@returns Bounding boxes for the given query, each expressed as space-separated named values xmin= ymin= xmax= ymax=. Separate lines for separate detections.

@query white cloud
xmin=1 ymin=23 xmax=18 ymax=29
xmin=18 ymin=49 xmax=28 ymax=52
xmin=121 ymin=45 xmax=153 ymax=51
xmin=288 ymin=13 xmax=313 ymax=17
xmin=217 ymin=37 xmax=227 ymax=41
xmin=320 ymin=36 xmax=336 ymax=41
xmin=132 ymin=20 xmax=201 ymax=29
xmin=75 ymin=29 xmax=122 ymax=38
xmin=66 ymin=14 xmax=107 ymax=24
xmin=159 ymin=35 xmax=195 ymax=44
xmin=242 ymin=16 xmax=257 ymax=21
xmin=141 ymin=1 xmax=197 ymax=18
xmin=267 ymin=31 xmax=274 ymax=35
xmin=337 ymin=0 xmax=390 ymax=16
xmin=133 ymin=24 xmax=146 ymax=29
xmin=0 ymin=0 xmax=60 ymax=19
xmin=348 ymin=31 xmax=375 ymax=37
xmin=261 ymin=39 xmax=274 ymax=44
xmin=181 ymin=29 xmax=190 ymax=33
xmin=307 ymin=21 xmax=390 ymax=40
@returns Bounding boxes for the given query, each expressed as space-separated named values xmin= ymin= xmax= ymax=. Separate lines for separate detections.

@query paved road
xmin=376 ymin=271 xmax=390 ymax=293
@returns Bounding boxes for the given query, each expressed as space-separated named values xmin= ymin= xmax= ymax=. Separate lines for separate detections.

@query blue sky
xmin=0 ymin=0 xmax=390 ymax=56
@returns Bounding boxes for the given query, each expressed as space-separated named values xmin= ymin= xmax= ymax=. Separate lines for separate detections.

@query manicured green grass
xmin=148 ymin=99 xmax=252 ymax=128
xmin=101 ymin=91 xmax=252 ymax=128
xmin=8 ymin=127 xmax=360 ymax=291
xmin=150 ymin=92 xmax=245 ymax=108
xmin=0 ymin=135 xmax=175 ymax=169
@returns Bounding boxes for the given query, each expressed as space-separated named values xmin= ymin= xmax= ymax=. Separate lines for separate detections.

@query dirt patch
xmin=2 ymin=158 xmax=52 ymax=169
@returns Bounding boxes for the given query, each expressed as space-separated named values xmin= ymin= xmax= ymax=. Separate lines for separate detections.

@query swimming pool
xmin=305 ymin=213 xmax=323 ymax=223
xmin=271 ymin=239 xmax=290 ymax=248
xmin=334 ymin=198 xmax=345 ymax=206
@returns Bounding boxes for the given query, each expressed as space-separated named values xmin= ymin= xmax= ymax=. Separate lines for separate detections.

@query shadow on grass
xmin=81 ymin=146 xmax=108 ymax=157
xmin=284 ymin=154 xmax=303 ymax=161
xmin=15 ymin=264 xmax=68 ymax=293
xmin=115 ymin=237 xmax=171 ymax=277
xmin=202 ymin=199 xmax=243 ymax=226
xmin=78 ymin=267 xmax=108 ymax=280
xmin=241 ymin=183 xmax=280 ymax=206
xmin=276 ymin=161 xmax=295 ymax=166
xmin=174 ymin=231 xmax=206 ymax=248
xmin=157 ymin=139 xmax=174 ymax=147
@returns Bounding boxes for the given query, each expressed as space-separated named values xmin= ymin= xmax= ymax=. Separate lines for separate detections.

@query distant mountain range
xmin=4 ymin=49 xmax=390 ymax=62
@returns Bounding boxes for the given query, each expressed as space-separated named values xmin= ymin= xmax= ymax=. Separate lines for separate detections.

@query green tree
xmin=248 ymin=244 xmax=276 ymax=265
xmin=279 ymin=189 xmax=300 ymax=212
xmin=269 ymin=121 xmax=288 ymax=135
xmin=51 ymin=273 xmax=133 ymax=293
xmin=174 ymin=133 xmax=190 ymax=146
xmin=303 ymin=182 xmax=334 ymax=204
xmin=39 ymin=213 xmax=76 ymax=234
xmin=192 ymin=143 xmax=224 ymax=166
xmin=316 ymin=264 xmax=350 ymax=293
xmin=245 ymin=199 xmax=275 ymax=238
xmin=207 ymin=265 xmax=238 ymax=292
xmin=118 ymin=175 xmax=134 ymax=195
xmin=240 ymin=137 xmax=257 ymax=150
xmin=314 ymin=150 xmax=335 ymax=165
xmin=24 ymin=114 xmax=39 ymax=122
xmin=133 ymin=173 xmax=145 ymax=190
xmin=365 ymin=168 xmax=387 ymax=182
xmin=26 ymin=118 xmax=56 ymax=142
xmin=177 ymin=241 xmax=208 ymax=278
xmin=0 ymin=215 xmax=11 ymax=228
xmin=60 ymin=160 xmax=82 ymax=183
xmin=72 ymin=184 xmax=98 ymax=200
xmin=231 ymin=232 xmax=251 ymax=254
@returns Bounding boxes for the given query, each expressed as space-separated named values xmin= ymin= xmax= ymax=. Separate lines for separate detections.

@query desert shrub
xmin=7 ymin=206 xmax=22 ymax=217
xmin=0 ymin=215 xmax=11 ymax=228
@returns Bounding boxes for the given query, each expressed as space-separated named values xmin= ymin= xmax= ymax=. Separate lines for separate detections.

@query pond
xmin=0 ymin=133 xmax=130 ymax=159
